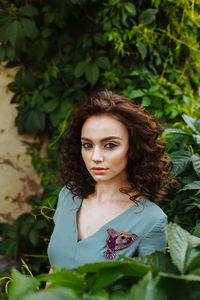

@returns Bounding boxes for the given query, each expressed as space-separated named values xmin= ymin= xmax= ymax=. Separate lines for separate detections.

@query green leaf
xmin=169 ymin=151 xmax=192 ymax=176
xmin=23 ymin=288 xmax=77 ymax=300
xmin=193 ymin=222 xmax=200 ymax=238
xmin=139 ymin=9 xmax=158 ymax=25
xmin=96 ymin=56 xmax=110 ymax=69
xmin=124 ymin=3 xmax=136 ymax=16
xmin=127 ymin=89 xmax=146 ymax=99
xmin=165 ymin=128 xmax=192 ymax=136
xmin=124 ymin=251 xmax=176 ymax=274
xmin=193 ymin=134 xmax=200 ymax=144
xmin=182 ymin=114 xmax=200 ymax=134
xmin=141 ymin=96 xmax=151 ymax=107
xmin=36 ymin=269 xmax=84 ymax=293
xmin=192 ymin=154 xmax=200 ymax=178
xmin=179 ymin=181 xmax=200 ymax=191
xmin=138 ymin=40 xmax=147 ymax=59
xmin=85 ymin=63 xmax=99 ymax=86
xmin=127 ymin=271 xmax=166 ymax=300
xmin=21 ymin=18 xmax=38 ymax=39
xmin=74 ymin=61 xmax=87 ymax=78
xmin=7 ymin=20 xmax=25 ymax=49
xmin=75 ymin=260 xmax=150 ymax=277
xmin=92 ymin=267 xmax=122 ymax=291
xmin=43 ymin=100 xmax=59 ymax=113
xmin=9 ymin=269 xmax=39 ymax=300
xmin=29 ymin=229 xmax=39 ymax=246
xmin=166 ymin=223 xmax=200 ymax=274
xmin=26 ymin=110 xmax=46 ymax=133
xmin=0 ymin=46 xmax=5 ymax=61
xmin=18 ymin=5 xmax=39 ymax=17
xmin=160 ymin=272 xmax=200 ymax=282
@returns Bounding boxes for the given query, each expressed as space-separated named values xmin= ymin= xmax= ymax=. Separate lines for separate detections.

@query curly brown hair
xmin=60 ymin=89 xmax=172 ymax=201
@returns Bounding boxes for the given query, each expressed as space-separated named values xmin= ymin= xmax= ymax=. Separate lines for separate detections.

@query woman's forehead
xmin=81 ymin=114 xmax=128 ymax=140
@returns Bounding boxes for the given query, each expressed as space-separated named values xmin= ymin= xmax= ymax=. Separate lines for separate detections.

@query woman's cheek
xmin=109 ymin=149 xmax=128 ymax=165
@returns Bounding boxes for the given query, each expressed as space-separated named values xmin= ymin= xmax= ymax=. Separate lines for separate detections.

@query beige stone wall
xmin=0 ymin=64 xmax=42 ymax=223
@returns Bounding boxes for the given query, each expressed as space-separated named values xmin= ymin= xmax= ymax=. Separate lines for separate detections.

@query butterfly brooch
xmin=104 ymin=228 xmax=138 ymax=259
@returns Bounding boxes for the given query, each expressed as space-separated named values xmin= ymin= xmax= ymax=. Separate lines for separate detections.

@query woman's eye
xmin=105 ymin=143 xmax=118 ymax=149
xmin=82 ymin=143 xmax=92 ymax=149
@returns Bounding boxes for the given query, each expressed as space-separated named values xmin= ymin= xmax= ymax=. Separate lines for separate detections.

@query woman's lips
xmin=91 ymin=167 xmax=108 ymax=174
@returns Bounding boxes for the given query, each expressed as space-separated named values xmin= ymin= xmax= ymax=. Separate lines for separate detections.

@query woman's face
xmin=81 ymin=114 xmax=129 ymax=184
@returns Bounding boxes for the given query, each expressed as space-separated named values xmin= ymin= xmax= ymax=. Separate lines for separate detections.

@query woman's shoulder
xmin=57 ymin=186 xmax=81 ymax=207
xmin=139 ymin=197 xmax=167 ymax=222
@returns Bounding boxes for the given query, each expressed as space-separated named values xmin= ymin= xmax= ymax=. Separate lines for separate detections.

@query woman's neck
xmin=93 ymin=179 xmax=132 ymax=204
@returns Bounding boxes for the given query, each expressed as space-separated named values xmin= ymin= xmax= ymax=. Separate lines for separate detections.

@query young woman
xmin=47 ymin=90 xmax=172 ymax=271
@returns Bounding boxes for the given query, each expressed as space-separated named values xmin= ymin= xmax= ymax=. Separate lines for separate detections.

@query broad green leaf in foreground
xmin=166 ymin=223 xmax=200 ymax=274
xmin=121 ymin=251 xmax=176 ymax=274
xmin=74 ymin=260 xmax=150 ymax=277
xmin=36 ymin=268 xmax=84 ymax=293
xmin=91 ymin=267 xmax=122 ymax=291
xmin=23 ymin=288 xmax=78 ymax=300
xmin=8 ymin=269 xmax=39 ymax=300
xmin=127 ymin=271 xmax=166 ymax=300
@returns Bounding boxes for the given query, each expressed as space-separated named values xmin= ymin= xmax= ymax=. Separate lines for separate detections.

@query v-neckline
xmin=74 ymin=196 xmax=144 ymax=244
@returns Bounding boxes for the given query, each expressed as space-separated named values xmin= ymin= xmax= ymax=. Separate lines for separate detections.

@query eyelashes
xmin=81 ymin=143 xmax=118 ymax=149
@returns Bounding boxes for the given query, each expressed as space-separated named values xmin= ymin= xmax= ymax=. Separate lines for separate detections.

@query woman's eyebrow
xmin=81 ymin=136 xmax=122 ymax=142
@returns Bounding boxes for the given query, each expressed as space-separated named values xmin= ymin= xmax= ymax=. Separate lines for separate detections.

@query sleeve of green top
xmin=138 ymin=214 xmax=167 ymax=256
xmin=53 ymin=187 xmax=68 ymax=223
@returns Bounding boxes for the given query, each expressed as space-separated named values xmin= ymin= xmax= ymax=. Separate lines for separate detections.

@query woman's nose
xmin=92 ymin=146 xmax=103 ymax=162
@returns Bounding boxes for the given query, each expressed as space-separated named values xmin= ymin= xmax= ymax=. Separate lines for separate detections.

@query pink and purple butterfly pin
xmin=104 ymin=228 xmax=138 ymax=259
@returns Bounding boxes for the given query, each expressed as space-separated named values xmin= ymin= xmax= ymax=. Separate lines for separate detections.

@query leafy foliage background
xmin=0 ymin=0 xmax=200 ymax=281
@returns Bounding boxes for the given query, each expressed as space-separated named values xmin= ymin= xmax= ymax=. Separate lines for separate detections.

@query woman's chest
xmin=76 ymin=200 xmax=134 ymax=242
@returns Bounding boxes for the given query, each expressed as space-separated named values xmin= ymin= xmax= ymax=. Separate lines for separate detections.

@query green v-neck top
xmin=47 ymin=187 xmax=167 ymax=270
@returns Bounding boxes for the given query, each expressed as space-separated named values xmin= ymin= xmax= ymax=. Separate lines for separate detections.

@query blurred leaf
xmin=122 ymin=251 xmax=176 ymax=273
xmin=23 ymin=288 xmax=78 ymax=300
xmin=124 ymin=3 xmax=136 ymax=16
xmin=85 ymin=63 xmax=99 ymax=86
xmin=0 ymin=46 xmax=5 ymax=61
xmin=96 ymin=56 xmax=110 ymax=69
xmin=75 ymin=260 xmax=150 ymax=277
xmin=127 ymin=271 xmax=166 ymax=300
xmin=26 ymin=110 xmax=46 ymax=133
xmin=18 ymin=5 xmax=39 ymax=17
xmin=9 ymin=269 xmax=39 ymax=300
xmin=74 ymin=61 xmax=87 ymax=78
xmin=7 ymin=20 xmax=25 ymax=49
xmin=21 ymin=18 xmax=38 ymax=39
xmin=193 ymin=134 xmax=200 ymax=144
xmin=139 ymin=9 xmax=158 ymax=25
xmin=29 ymin=229 xmax=39 ymax=246
xmin=141 ymin=96 xmax=151 ymax=107
xmin=126 ymin=89 xmax=146 ymax=99
xmin=138 ymin=40 xmax=147 ymax=59
xmin=92 ymin=267 xmax=122 ymax=291
xmin=43 ymin=100 xmax=59 ymax=113
xmin=36 ymin=269 xmax=84 ymax=293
